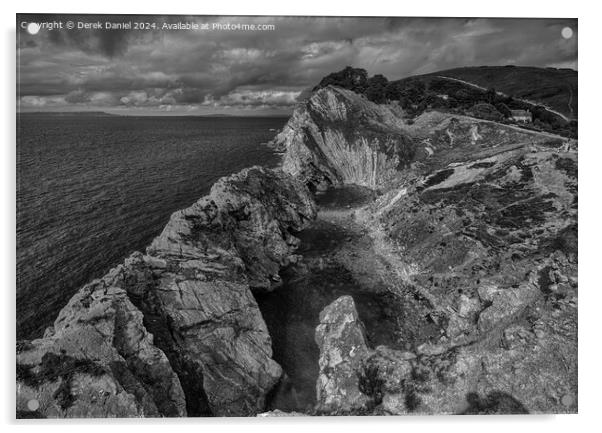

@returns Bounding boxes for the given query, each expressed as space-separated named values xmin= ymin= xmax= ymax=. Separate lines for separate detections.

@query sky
xmin=16 ymin=15 xmax=578 ymax=116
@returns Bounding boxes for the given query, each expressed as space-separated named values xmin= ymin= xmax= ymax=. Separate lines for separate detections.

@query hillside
xmin=413 ymin=66 xmax=577 ymax=119
xmin=314 ymin=66 xmax=577 ymax=138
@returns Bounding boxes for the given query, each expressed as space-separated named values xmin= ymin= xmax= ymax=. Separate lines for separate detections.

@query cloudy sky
xmin=17 ymin=15 xmax=577 ymax=115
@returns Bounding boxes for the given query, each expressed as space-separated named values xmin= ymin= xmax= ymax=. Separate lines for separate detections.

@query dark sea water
xmin=17 ymin=114 xmax=287 ymax=340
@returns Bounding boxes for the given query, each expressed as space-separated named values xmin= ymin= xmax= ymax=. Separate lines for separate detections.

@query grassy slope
xmin=400 ymin=66 xmax=577 ymax=119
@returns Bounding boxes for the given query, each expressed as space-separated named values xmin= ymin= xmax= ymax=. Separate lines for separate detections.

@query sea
xmin=16 ymin=113 xmax=287 ymax=340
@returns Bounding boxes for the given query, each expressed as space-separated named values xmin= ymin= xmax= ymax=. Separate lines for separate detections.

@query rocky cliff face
xmin=17 ymin=270 xmax=187 ymax=418
xmin=276 ymin=86 xmax=577 ymax=414
xmin=347 ymin=141 xmax=577 ymax=414
xmin=272 ymin=86 xmax=567 ymax=192
xmin=17 ymin=167 xmax=317 ymax=418
xmin=272 ymin=86 xmax=416 ymax=190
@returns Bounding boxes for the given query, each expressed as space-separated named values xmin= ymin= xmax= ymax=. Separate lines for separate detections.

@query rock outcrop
xmin=315 ymin=285 xmax=575 ymax=415
xmin=272 ymin=86 xmax=416 ymax=190
xmin=277 ymin=85 xmax=577 ymax=415
xmin=17 ymin=166 xmax=317 ymax=418
xmin=364 ymin=143 xmax=578 ymax=414
xmin=17 ymin=269 xmax=187 ymax=418
xmin=147 ymin=166 xmax=317 ymax=292
xmin=272 ymin=86 xmax=566 ymax=192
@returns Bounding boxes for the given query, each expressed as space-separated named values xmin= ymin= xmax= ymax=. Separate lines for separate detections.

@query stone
xmin=314 ymin=296 xmax=371 ymax=414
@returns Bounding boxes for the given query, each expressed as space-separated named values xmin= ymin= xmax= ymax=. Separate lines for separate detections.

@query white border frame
xmin=3 ymin=2 xmax=596 ymax=432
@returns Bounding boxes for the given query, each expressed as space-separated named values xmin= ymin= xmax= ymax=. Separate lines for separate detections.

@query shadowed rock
xmin=460 ymin=392 xmax=529 ymax=415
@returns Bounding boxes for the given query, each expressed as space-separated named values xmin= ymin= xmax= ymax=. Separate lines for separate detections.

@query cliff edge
xmin=17 ymin=167 xmax=317 ymax=418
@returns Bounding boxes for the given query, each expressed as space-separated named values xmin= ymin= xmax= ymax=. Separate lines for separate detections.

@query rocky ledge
xmin=16 ymin=167 xmax=316 ymax=418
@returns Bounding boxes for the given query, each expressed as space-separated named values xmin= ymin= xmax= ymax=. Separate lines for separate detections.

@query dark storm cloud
xmin=46 ymin=27 xmax=132 ymax=58
xmin=16 ymin=15 xmax=577 ymax=114
xmin=19 ymin=14 xmax=162 ymax=57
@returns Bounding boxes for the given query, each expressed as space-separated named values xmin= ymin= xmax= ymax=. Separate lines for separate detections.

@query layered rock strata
xmin=271 ymin=86 xmax=415 ymax=190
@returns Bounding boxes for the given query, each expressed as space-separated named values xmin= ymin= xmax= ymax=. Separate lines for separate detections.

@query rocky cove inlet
xmin=256 ymin=186 xmax=407 ymax=412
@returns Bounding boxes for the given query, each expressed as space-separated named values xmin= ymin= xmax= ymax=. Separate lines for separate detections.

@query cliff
xmin=17 ymin=167 xmax=317 ymax=418
xmin=273 ymin=86 xmax=569 ymax=192
xmin=275 ymin=86 xmax=577 ymax=414
xmin=16 ymin=83 xmax=577 ymax=417
xmin=271 ymin=86 xmax=416 ymax=190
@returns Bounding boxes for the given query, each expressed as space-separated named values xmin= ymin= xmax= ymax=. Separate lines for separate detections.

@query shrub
xmin=357 ymin=362 xmax=385 ymax=411
xmin=314 ymin=66 xmax=369 ymax=93
xmin=495 ymin=102 xmax=512 ymax=118
xmin=468 ymin=103 xmax=504 ymax=121
xmin=365 ymin=74 xmax=389 ymax=103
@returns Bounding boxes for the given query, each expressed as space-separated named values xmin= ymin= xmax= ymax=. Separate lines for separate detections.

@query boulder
xmin=314 ymin=296 xmax=371 ymax=414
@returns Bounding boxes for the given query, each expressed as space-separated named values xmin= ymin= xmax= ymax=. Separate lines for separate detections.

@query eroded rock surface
xmin=272 ymin=86 xmax=416 ymax=189
xmin=316 ymin=283 xmax=575 ymax=415
xmin=17 ymin=269 xmax=187 ymax=418
xmin=272 ymin=86 xmax=565 ymax=192
xmin=276 ymin=86 xmax=577 ymax=415
xmin=148 ymin=166 xmax=317 ymax=292
xmin=17 ymin=167 xmax=317 ymax=418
